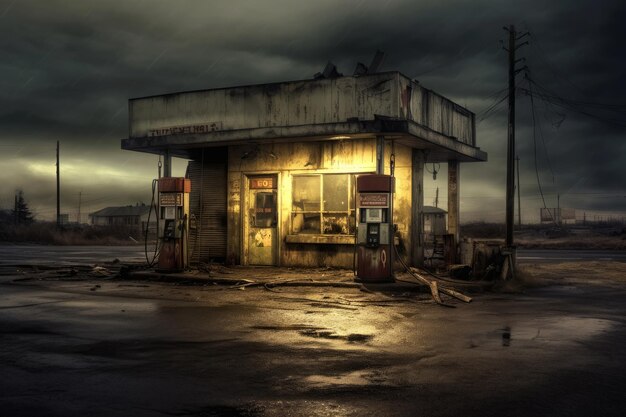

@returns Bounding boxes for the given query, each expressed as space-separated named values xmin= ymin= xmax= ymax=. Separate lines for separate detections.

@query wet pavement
xmin=1 ymin=248 xmax=626 ymax=416
xmin=517 ymin=248 xmax=626 ymax=263
xmin=0 ymin=244 xmax=148 ymax=266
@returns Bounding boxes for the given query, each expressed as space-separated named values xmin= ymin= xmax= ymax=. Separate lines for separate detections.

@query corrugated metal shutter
xmin=186 ymin=149 xmax=227 ymax=264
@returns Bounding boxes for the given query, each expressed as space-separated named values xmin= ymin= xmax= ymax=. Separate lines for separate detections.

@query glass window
xmin=292 ymin=176 xmax=320 ymax=212
xmin=254 ymin=192 xmax=277 ymax=228
xmin=323 ymin=174 xmax=349 ymax=212
xmin=292 ymin=174 xmax=355 ymax=235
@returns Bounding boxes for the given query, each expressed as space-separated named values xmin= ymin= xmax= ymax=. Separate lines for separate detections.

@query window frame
xmin=291 ymin=173 xmax=356 ymax=236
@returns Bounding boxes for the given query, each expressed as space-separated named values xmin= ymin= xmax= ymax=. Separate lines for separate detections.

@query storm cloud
xmin=1 ymin=0 xmax=624 ymax=222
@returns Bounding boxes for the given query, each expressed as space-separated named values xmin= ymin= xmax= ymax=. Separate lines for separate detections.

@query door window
xmin=254 ymin=192 xmax=276 ymax=228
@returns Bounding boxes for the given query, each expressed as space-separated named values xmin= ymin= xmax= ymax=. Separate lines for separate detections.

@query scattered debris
xmin=395 ymin=245 xmax=472 ymax=306
xmin=313 ymin=61 xmax=342 ymax=79
xmin=9 ymin=259 xmax=474 ymax=308
xmin=448 ymin=264 xmax=472 ymax=280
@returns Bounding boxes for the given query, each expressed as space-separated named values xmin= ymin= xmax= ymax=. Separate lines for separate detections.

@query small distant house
xmin=540 ymin=208 xmax=576 ymax=225
xmin=423 ymin=206 xmax=447 ymax=241
xmin=90 ymin=204 xmax=151 ymax=232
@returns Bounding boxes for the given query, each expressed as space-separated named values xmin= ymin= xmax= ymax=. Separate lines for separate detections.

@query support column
xmin=411 ymin=150 xmax=424 ymax=266
xmin=448 ymin=160 xmax=460 ymax=262
xmin=376 ymin=136 xmax=384 ymax=174
xmin=56 ymin=140 xmax=61 ymax=228
xmin=163 ymin=149 xmax=172 ymax=177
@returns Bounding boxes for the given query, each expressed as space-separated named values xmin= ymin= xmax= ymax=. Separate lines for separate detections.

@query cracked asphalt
xmin=1 ymin=246 xmax=625 ymax=416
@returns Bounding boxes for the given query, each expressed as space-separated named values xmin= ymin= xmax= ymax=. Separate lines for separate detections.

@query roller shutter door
xmin=186 ymin=151 xmax=227 ymax=263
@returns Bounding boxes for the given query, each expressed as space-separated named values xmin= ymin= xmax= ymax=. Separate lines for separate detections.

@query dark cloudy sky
xmin=1 ymin=0 xmax=625 ymax=223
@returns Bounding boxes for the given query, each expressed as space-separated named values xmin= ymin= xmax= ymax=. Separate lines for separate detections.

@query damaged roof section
xmin=122 ymin=71 xmax=486 ymax=162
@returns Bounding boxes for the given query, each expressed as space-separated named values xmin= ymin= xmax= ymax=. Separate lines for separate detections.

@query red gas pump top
xmin=158 ymin=177 xmax=191 ymax=193
xmin=356 ymin=174 xmax=394 ymax=192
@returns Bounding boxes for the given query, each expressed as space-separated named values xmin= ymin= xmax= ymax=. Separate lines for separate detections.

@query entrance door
xmin=246 ymin=175 xmax=278 ymax=265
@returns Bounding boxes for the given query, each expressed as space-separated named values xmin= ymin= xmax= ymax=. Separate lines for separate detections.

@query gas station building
xmin=121 ymin=71 xmax=487 ymax=270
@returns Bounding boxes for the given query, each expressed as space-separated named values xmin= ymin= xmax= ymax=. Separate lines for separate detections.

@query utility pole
xmin=557 ymin=193 xmax=561 ymax=226
xmin=503 ymin=25 xmax=528 ymax=247
xmin=163 ymin=149 xmax=172 ymax=177
xmin=516 ymin=155 xmax=521 ymax=228
xmin=56 ymin=140 xmax=61 ymax=228
xmin=434 ymin=187 xmax=439 ymax=208
xmin=77 ymin=191 xmax=82 ymax=224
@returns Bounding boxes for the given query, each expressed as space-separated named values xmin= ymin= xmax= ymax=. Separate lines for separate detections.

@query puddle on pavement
xmin=63 ymin=300 xmax=158 ymax=313
xmin=308 ymin=302 xmax=358 ymax=311
xmin=299 ymin=329 xmax=373 ymax=344
xmin=304 ymin=369 xmax=392 ymax=388
xmin=346 ymin=333 xmax=373 ymax=342
xmin=172 ymin=404 xmax=263 ymax=417
xmin=251 ymin=324 xmax=374 ymax=344
xmin=251 ymin=324 xmax=318 ymax=331
xmin=501 ymin=326 xmax=511 ymax=346
xmin=492 ymin=317 xmax=615 ymax=348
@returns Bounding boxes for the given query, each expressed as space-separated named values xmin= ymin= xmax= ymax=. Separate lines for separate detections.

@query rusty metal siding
xmin=187 ymin=150 xmax=228 ymax=263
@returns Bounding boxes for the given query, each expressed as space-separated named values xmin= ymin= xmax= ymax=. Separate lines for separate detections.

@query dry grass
xmin=0 ymin=222 xmax=143 ymax=245
xmin=462 ymin=222 xmax=626 ymax=250
xmin=500 ymin=261 xmax=626 ymax=293
xmin=516 ymin=236 xmax=626 ymax=250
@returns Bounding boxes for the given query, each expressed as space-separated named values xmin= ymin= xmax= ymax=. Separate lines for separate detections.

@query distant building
xmin=90 ymin=204 xmax=151 ymax=233
xmin=540 ymin=208 xmax=576 ymax=225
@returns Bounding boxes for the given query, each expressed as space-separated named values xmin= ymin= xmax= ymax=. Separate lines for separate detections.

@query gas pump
xmin=157 ymin=177 xmax=191 ymax=272
xmin=356 ymin=174 xmax=395 ymax=282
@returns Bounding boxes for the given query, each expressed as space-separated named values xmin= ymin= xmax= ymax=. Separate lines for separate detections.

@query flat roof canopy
xmin=122 ymin=71 xmax=487 ymax=163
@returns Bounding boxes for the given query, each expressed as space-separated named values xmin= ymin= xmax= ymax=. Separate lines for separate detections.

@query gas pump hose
xmin=144 ymin=178 xmax=161 ymax=267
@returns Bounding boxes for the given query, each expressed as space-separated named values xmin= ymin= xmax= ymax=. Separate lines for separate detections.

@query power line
xmin=531 ymin=81 xmax=556 ymax=185
xmin=526 ymin=79 xmax=626 ymax=112
xmin=477 ymin=92 xmax=509 ymax=122
xmin=475 ymin=86 xmax=509 ymax=115
xmin=526 ymin=29 xmax=588 ymax=97
xmin=528 ymin=77 xmax=557 ymax=225
xmin=520 ymin=77 xmax=626 ymax=128
xmin=475 ymin=79 xmax=528 ymax=124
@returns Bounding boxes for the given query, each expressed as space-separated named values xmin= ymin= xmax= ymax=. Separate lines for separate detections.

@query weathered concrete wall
xmin=224 ymin=138 xmax=414 ymax=268
xmin=398 ymin=77 xmax=474 ymax=146
xmin=129 ymin=72 xmax=475 ymax=150
xmin=130 ymin=73 xmax=399 ymax=139
xmin=226 ymin=167 xmax=242 ymax=265
xmin=410 ymin=149 xmax=425 ymax=267
xmin=447 ymin=159 xmax=460 ymax=262
xmin=382 ymin=142 xmax=413 ymax=263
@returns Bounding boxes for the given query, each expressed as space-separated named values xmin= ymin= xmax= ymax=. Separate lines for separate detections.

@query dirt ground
xmin=514 ymin=260 xmax=626 ymax=289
